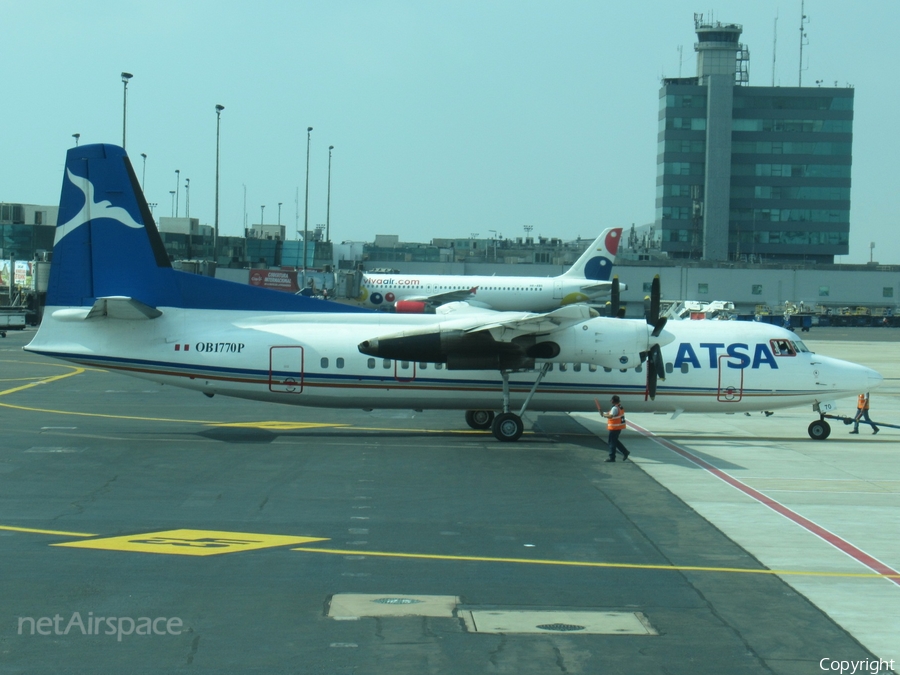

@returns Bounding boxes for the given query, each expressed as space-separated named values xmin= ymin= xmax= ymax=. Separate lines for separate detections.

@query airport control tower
xmin=657 ymin=15 xmax=853 ymax=263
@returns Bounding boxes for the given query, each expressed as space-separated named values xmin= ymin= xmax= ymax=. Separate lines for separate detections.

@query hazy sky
xmin=3 ymin=1 xmax=897 ymax=263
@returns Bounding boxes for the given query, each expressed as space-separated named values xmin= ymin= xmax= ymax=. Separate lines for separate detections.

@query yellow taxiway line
xmin=4 ymin=522 xmax=896 ymax=579
xmin=0 ymin=525 xmax=97 ymax=537
xmin=292 ymin=546 xmax=900 ymax=581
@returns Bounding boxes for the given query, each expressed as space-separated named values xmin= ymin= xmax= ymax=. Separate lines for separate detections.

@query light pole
xmin=214 ymin=104 xmax=224 ymax=263
xmin=175 ymin=169 xmax=180 ymax=217
xmin=121 ymin=72 xmax=133 ymax=149
xmin=185 ymin=178 xmax=190 ymax=218
xmin=277 ymin=202 xmax=282 ymax=226
xmin=302 ymin=126 xmax=312 ymax=286
xmin=72 ymin=133 xmax=80 ymax=147
xmin=326 ymin=145 xmax=334 ymax=242
xmin=169 ymin=191 xmax=176 ymax=217
xmin=140 ymin=153 xmax=147 ymax=191
xmin=260 ymin=205 xmax=265 ymax=230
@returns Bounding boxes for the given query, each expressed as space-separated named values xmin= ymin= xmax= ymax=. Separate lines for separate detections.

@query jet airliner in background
xmin=25 ymin=144 xmax=882 ymax=442
xmin=356 ymin=228 xmax=625 ymax=312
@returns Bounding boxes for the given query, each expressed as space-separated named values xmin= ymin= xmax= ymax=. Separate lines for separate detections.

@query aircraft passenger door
xmin=553 ymin=279 xmax=564 ymax=299
xmin=269 ymin=346 xmax=304 ymax=393
xmin=716 ymin=354 xmax=743 ymax=402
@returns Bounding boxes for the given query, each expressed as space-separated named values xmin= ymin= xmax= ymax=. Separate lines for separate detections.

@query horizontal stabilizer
xmin=86 ymin=296 xmax=163 ymax=320
xmin=581 ymin=281 xmax=627 ymax=293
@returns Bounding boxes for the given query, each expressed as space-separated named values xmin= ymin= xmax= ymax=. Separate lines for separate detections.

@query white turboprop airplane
xmin=25 ymin=145 xmax=882 ymax=442
xmin=355 ymin=228 xmax=625 ymax=312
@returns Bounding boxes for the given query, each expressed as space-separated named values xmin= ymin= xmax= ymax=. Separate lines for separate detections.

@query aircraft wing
xmin=361 ymin=304 xmax=598 ymax=351
xmin=357 ymin=302 xmax=668 ymax=371
xmin=405 ymin=287 xmax=478 ymax=306
xmin=466 ymin=304 xmax=597 ymax=338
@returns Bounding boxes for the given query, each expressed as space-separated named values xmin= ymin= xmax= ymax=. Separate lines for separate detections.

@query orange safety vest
xmin=607 ymin=404 xmax=626 ymax=431
xmin=857 ymin=394 xmax=869 ymax=410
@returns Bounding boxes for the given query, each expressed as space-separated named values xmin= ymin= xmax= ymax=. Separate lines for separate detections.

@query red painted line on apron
xmin=628 ymin=420 xmax=900 ymax=586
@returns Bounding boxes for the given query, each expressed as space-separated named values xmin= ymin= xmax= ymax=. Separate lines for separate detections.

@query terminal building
xmin=658 ymin=16 xmax=853 ymax=263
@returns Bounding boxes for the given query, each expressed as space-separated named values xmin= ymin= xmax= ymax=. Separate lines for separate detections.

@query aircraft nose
xmin=866 ymin=366 xmax=884 ymax=391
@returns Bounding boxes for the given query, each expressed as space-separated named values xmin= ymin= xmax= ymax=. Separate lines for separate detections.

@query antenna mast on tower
xmin=772 ymin=12 xmax=778 ymax=86
xmin=798 ymin=0 xmax=809 ymax=86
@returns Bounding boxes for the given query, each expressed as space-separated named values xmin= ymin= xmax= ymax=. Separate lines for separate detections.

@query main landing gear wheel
xmin=492 ymin=412 xmax=524 ymax=442
xmin=808 ymin=419 xmax=831 ymax=440
xmin=465 ymin=410 xmax=495 ymax=430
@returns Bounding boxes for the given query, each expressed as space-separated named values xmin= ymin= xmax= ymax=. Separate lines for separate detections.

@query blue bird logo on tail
xmin=55 ymin=168 xmax=144 ymax=245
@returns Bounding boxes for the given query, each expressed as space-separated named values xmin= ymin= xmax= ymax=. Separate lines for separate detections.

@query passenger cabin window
xmin=589 ymin=365 xmax=597 ymax=372
xmin=770 ymin=339 xmax=796 ymax=356
xmin=383 ymin=359 xmax=391 ymax=369
xmin=320 ymin=357 xmax=329 ymax=368
xmin=573 ymin=363 xmax=582 ymax=372
xmin=336 ymin=358 xmax=345 ymax=369
xmin=665 ymin=362 xmax=674 ymax=374
xmin=367 ymin=358 xmax=376 ymax=369
xmin=680 ymin=363 xmax=690 ymax=373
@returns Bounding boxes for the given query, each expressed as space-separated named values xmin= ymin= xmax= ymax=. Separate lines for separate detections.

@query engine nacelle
xmin=532 ymin=318 xmax=650 ymax=370
xmin=358 ymin=329 xmax=531 ymax=370
xmin=394 ymin=300 xmax=433 ymax=314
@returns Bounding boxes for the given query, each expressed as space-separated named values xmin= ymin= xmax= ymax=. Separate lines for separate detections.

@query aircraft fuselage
xmin=26 ymin=308 xmax=879 ymax=416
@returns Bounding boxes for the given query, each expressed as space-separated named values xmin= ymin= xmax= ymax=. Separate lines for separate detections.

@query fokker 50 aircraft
xmin=355 ymin=228 xmax=624 ymax=312
xmin=26 ymin=145 xmax=882 ymax=442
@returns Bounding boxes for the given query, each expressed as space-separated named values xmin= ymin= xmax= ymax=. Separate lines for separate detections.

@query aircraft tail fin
xmin=560 ymin=227 xmax=622 ymax=281
xmin=46 ymin=143 xmax=366 ymax=314
xmin=47 ymin=144 xmax=171 ymax=308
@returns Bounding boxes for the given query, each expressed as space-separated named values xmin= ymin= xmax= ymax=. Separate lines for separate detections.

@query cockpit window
xmin=769 ymin=339 xmax=796 ymax=356
xmin=791 ymin=340 xmax=810 ymax=353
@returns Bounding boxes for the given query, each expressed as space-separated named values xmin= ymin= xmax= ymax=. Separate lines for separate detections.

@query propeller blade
xmin=650 ymin=275 xmax=661 ymax=324
xmin=646 ymin=364 xmax=657 ymax=400
xmin=651 ymin=343 xmax=665 ymax=380
xmin=645 ymin=343 xmax=664 ymax=401
xmin=610 ymin=276 xmax=620 ymax=317
xmin=651 ymin=316 xmax=668 ymax=338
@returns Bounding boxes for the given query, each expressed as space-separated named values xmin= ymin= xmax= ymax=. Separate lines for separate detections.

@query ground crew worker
xmin=600 ymin=395 xmax=630 ymax=462
xmin=851 ymin=392 xmax=879 ymax=435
